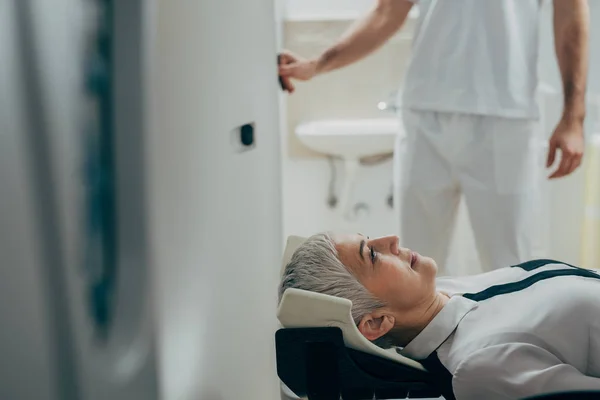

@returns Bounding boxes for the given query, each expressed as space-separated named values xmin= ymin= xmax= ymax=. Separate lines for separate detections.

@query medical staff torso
xmin=401 ymin=0 xmax=543 ymax=119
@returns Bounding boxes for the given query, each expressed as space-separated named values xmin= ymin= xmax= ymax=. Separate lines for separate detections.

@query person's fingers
xmin=281 ymin=75 xmax=295 ymax=93
xmin=277 ymin=52 xmax=300 ymax=92
xmin=277 ymin=51 xmax=314 ymax=88
xmin=569 ymin=155 xmax=582 ymax=175
xmin=565 ymin=152 xmax=583 ymax=176
xmin=549 ymin=150 xmax=573 ymax=179
xmin=278 ymin=64 xmax=295 ymax=76
xmin=279 ymin=52 xmax=296 ymax=64
xmin=549 ymin=155 xmax=567 ymax=179
xmin=277 ymin=74 xmax=291 ymax=92
xmin=278 ymin=65 xmax=287 ymax=75
xmin=546 ymin=140 xmax=557 ymax=168
xmin=563 ymin=156 xmax=575 ymax=177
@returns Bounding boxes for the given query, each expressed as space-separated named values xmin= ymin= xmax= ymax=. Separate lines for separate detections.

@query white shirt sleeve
xmin=452 ymin=343 xmax=600 ymax=400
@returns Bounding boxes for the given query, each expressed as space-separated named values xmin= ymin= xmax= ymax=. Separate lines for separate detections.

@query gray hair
xmin=278 ymin=232 xmax=394 ymax=348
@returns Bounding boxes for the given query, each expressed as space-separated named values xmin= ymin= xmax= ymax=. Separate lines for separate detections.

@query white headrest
xmin=278 ymin=235 xmax=426 ymax=371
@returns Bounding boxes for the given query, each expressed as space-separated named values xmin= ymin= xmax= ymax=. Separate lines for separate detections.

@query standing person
xmin=278 ymin=0 xmax=589 ymax=272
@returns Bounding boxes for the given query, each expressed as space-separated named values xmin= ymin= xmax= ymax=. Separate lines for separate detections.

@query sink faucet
xmin=377 ymin=89 xmax=400 ymax=113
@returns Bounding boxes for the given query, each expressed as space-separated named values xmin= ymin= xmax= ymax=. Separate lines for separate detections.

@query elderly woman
xmin=278 ymin=232 xmax=600 ymax=400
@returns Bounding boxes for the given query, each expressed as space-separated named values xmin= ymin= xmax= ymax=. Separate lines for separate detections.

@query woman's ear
xmin=357 ymin=312 xmax=395 ymax=341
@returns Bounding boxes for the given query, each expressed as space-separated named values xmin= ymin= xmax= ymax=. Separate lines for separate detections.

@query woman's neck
xmin=391 ymin=291 xmax=450 ymax=347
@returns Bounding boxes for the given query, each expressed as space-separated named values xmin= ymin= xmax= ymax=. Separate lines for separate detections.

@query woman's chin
xmin=423 ymin=257 xmax=438 ymax=274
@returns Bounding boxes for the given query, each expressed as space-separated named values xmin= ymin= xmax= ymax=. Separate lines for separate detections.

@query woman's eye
xmin=370 ymin=246 xmax=377 ymax=263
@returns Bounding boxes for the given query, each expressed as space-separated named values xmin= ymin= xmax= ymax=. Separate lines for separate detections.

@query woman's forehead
xmin=333 ymin=234 xmax=367 ymax=270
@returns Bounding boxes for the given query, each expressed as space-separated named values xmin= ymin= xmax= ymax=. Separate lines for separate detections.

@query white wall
xmin=150 ymin=0 xmax=283 ymax=399
xmin=285 ymin=0 xmax=374 ymax=20
xmin=283 ymin=156 xmax=397 ymax=237
xmin=284 ymin=0 xmax=420 ymax=21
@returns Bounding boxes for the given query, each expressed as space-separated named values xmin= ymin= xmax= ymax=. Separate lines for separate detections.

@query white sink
xmin=295 ymin=118 xmax=403 ymax=221
xmin=295 ymin=118 xmax=402 ymax=159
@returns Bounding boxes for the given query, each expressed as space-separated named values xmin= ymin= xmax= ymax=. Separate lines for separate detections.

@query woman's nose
xmin=374 ymin=235 xmax=400 ymax=255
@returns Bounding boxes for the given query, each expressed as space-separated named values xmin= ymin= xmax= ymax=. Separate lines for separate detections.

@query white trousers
xmin=394 ymin=109 xmax=544 ymax=273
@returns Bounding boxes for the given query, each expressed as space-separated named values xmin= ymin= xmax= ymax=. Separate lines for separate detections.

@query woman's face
xmin=334 ymin=234 xmax=438 ymax=313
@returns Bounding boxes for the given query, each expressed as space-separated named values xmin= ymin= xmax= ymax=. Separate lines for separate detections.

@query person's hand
xmin=277 ymin=50 xmax=318 ymax=93
xmin=546 ymin=117 xmax=585 ymax=179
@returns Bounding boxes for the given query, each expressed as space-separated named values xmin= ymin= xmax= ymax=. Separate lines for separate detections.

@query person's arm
xmin=278 ymin=0 xmax=414 ymax=92
xmin=453 ymin=344 xmax=600 ymax=400
xmin=313 ymin=0 xmax=414 ymax=74
xmin=546 ymin=0 xmax=590 ymax=179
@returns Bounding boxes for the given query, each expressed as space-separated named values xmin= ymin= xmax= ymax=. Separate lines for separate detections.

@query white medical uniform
xmin=396 ymin=0 xmax=547 ymax=272
xmin=399 ymin=259 xmax=600 ymax=400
